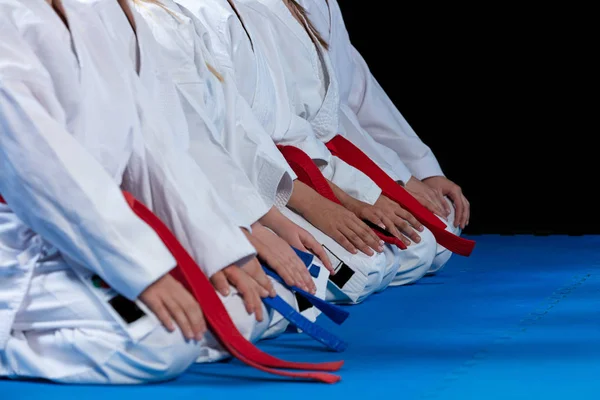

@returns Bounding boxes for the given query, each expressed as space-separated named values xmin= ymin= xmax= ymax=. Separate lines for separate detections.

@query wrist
xmin=259 ymin=207 xmax=281 ymax=231
xmin=288 ymin=181 xmax=322 ymax=217
xmin=422 ymin=175 xmax=444 ymax=183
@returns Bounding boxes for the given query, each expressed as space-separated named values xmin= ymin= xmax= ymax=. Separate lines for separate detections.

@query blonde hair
xmin=285 ymin=0 xmax=329 ymax=50
xmin=133 ymin=0 xmax=224 ymax=82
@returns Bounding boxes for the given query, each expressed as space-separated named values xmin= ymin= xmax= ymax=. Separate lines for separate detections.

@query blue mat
xmin=2 ymin=235 xmax=599 ymax=400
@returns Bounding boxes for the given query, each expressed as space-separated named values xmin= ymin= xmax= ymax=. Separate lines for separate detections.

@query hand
xmin=288 ymin=180 xmax=383 ymax=256
xmin=250 ymin=223 xmax=317 ymax=293
xmin=373 ymin=195 xmax=425 ymax=244
xmin=302 ymin=197 xmax=384 ymax=257
xmin=405 ymin=176 xmax=449 ymax=219
xmin=260 ymin=208 xmax=334 ymax=274
xmin=210 ymin=260 xmax=273 ymax=322
xmin=423 ymin=176 xmax=470 ymax=229
xmin=140 ymin=273 xmax=206 ymax=341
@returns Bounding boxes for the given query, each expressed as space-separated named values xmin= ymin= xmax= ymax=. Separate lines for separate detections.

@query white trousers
xmin=0 ymin=257 xmax=290 ymax=384
xmin=426 ymin=197 xmax=462 ymax=275
xmin=281 ymin=206 xmax=400 ymax=304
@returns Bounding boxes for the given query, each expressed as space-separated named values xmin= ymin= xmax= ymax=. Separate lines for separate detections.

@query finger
xmin=431 ymin=195 xmax=447 ymax=219
xmin=339 ymin=225 xmax=374 ymax=256
xmin=396 ymin=208 xmax=424 ymax=232
xmin=294 ymin=257 xmax=316 ymax=293
xmin=210 ymin=271 xmax=231 ymax=296
xmin=422 ymin=195 xmax=445 ymax=218
xmin=243 ymin=281 xmax=265 ymax=322
xmin=461 ymin=194 xmax=470 ymax=229
xmin=365 ymin=212 xmax=387 ymax=231
xmin=433 ymin=190 xmax=450 ymax=217
xmin=292 ymin=234 xmax=309 ymax=252
xmin=440 ymin=193 xmax=452 ymax=216
xmin=379 ymin=214 xmax=403 ymax=240
xmin=224 ymin=268 xmax=261 ymax=314
xmin=351 ymin=218 xmax=384 ymax=253
xmin=288 ymin=261 xmax=308 ymax=291
xmin=181 ymin=293 xmax=207 ymax=340
xmin=286 ymin=252 xmax=311 ymax=290
xmin=148 ymin=298 xmax=175 ymax=333
xmin=311 ymin=243 xmax=335 ymax=274
xmin=269 ymin=259 xmax=296 ymax=288
xmin=449 ymin=191 xmax=464 ymax=229
xmin=465 ymin=196 xmax=470 ymax=226
xmin=391 ymin=215 xmax=420 ymax=243
xmin=244 ymin=260 xmax=275 ymax=297
xmin=252 ymin=287 xmax=264 ymax=322
xmin=254 ymin=268 xmax=276 ymax=298
xmin=301 ymin=234 xmax=334 ymax=273
xmin=346 ymin=222 xmax=381 ymax=255
xmin=333 ymin=230 xmax=358 ymax=254
xmin=163 ymin=296 xmax=194 ymax=340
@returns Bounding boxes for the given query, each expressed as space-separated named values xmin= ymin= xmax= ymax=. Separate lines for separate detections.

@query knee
xmin=442 ymin=197 xmax=461 ymax=236
xmin=87 ymin=326 xmax=204 ymax=384
xmin=390 ymin=228 xmax=436 ymax=286
xmin=221 ymin=288 xmax=270 ymax=342
xmin=429 ymin=245 xmax=453 ymax=275
xmin=428 ymin=206 xmax=462 ymax=275
xmin=356 ymin=251 xmax=388 ymax=302
xmin=410 ymin=227 xmax=437 ymax=272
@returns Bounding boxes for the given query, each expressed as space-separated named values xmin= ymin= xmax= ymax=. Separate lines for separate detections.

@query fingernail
xmin=195 ymin=332 xmax=204 ymax=341
xmin=352 ymin=249 xmax=358 ymax=254
xmin=415 ymin=236 xmax=421 ymax=243
xmin=379 ymin=240 xmax=384 ymax=245
xmin=378 ymin=223 xmax=386 ymax=229
xmin=418 ymin=226 xmax=424 ymax=232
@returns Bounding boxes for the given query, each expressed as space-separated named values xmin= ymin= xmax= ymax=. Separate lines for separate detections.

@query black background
xmin=338 ymin=2 xmax=595 ymax=235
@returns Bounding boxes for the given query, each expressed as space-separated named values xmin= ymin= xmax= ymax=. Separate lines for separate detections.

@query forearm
xmin=259 ymin=207 xmax=293 ymax=235
xmin=286 ymin=180 xmax=325 ymax=218
xmin=326 ymin=180 xmax=367 ymax=214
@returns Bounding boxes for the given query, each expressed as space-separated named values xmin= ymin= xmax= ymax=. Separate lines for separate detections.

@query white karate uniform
xmin=85 ymin=0 xmax=308 ymax=348
xmin=175 ymin=0 xmax=398 ymax=304
xmin=0 ymin=0 xmax=268 ymax=384
xmin=296 ymin=0 xmax=461 ymax=274
xmin=239 ymin=0 xmax=439 ymax=284
xmin=124 ymin=0 xmax=328 ymax=327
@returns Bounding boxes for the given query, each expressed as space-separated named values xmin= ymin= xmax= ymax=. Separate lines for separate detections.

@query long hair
xmin=133 ymin=0 xmax=224 ymax=82
xmin=284 ymin=0 xmax=329 ymax=50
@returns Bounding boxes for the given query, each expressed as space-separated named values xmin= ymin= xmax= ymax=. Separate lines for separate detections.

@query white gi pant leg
xmin=427 ymin=197 xmax=462 ymax=275
xmin=388 ymin=227 xmax=436 ymax=287
xmin=0 ymin=258 xmax=274 ymax=384
xmin=280 ymin=207 xmax=395 ymax=304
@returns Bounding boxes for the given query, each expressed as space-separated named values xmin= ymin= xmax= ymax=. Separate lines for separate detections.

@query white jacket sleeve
xmin=124 ymin=75 xmax=257 ymax=278
xmin=177 ymin=2 xmax=297 ymax=208
xmin=0 ymin=77 xmax=175 ymax=300
xmin=133 ymin=1 xmax=271 ymax=227
xmin=175 ymin=82 xmax=272 ymax=225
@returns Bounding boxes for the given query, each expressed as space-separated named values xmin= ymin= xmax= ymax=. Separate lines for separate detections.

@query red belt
xmin=325 ymin=135 xmax=475 ymax=256
xmin=0 ymin=192 xmax=342 ymax=383
xmin=278 ymin=145 xmax=407 ymax=250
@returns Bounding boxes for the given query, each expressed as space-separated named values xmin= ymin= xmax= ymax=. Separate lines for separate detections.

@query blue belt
xmin=262 ymin=295 xmax=347 ymax=352
xmin=260 ymin=248 xmax=350 ymax=352
xmin=263 ymin=266 xmax=349 ymax=325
